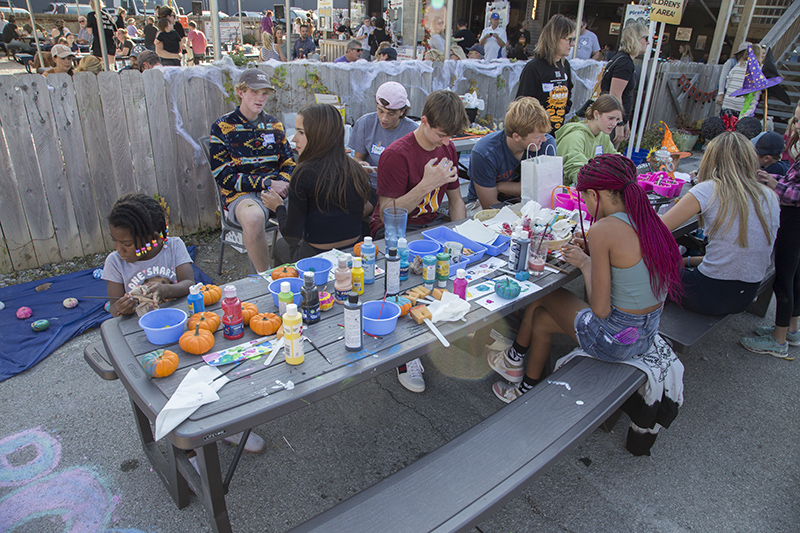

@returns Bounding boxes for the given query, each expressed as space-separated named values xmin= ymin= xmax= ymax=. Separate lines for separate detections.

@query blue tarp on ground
xmin=0 ymin=246 xmax=212 ymax=382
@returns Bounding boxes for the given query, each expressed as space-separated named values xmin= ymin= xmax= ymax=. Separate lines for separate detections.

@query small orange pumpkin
xmin=353 ymin=242 xmax=363 ymax=257
xmin=241 ymin=302 xmax=259 ymax=325
xmin=187 ymin=312 xmax=221 ymax=333
xmin=141 ymin=349 xmax=179 ymax=378
xmin=201 ymin=284 xmax=222 ymax=306
xmin=249 ymin=312 xmax=282 ymax=336
xmin=271 ymin=265 xmax=298 ymax=280
xmin=179 ymin=324 xmax=215 ymax=355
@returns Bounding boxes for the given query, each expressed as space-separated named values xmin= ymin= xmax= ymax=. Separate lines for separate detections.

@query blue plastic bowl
xmin=268 ymin=277 xmax=303 ymax=307
xmin=296 ymin=257 xmax=334 ymax=286
xmin=362 ymin=301 xmax=401 ymax=336
xmin=138 ymin=308 xmax=188 ymax=345
xmin=406 ymin=239 xmax=441 ymax=261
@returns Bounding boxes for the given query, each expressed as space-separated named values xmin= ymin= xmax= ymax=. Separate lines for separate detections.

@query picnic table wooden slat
xmin=0 ymin=76 xmax=38 ymax=271
xmin=48 ymin=72 xmax=105 ymax=256
xmin=74 ymin=70 xmax=118 ymax=250
xmin=0 ymin=74 xmax=62 ymax=265
xmin=119 ymin=69 xmax=158 ymax=195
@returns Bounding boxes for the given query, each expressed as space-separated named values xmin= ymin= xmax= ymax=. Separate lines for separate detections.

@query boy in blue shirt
xmin=467 ymin=97 xmax=556 ymax=211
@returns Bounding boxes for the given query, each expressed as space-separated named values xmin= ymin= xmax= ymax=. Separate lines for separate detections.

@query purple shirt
xmin=261 ymin=15 xmax=273 ymax=35
xmin=334 ymin=55 xmax=350 ymax=63
xmin=774 ymin=159 xmax=800 ymax=206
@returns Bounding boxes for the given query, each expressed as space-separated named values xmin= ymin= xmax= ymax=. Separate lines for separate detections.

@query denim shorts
xmin=574 ymin=305 xmax=663 ymax=363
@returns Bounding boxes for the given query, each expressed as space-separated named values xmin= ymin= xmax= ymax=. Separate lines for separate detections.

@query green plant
xmin=270 ymin=65 xmax=287 ymax=89
xmin=640 ymin=121 xmax=667 ymax=151
xmin=243 ymin=34 xmax=257 ymax=45
xmin=222 ymin=72 xmax=238 ymax=106
xmin=229 ymin=50 xmax=249 ymax=67
xmin=297 ymin=66 xmax=330 ymax=94
xmin=496 ymin=76 xmax=505 ymax=90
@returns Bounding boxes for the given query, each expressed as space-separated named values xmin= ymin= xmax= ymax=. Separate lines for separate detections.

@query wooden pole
xmin=413 ymin=0 xmax=420 ymax=59
xmin=571 ymin=0 xmax=584 ymax=59
xmin=709 ymin=0 xmax=735 ymax=65
xmin=23 ymin=0 xmax=44 ymax=68
xmin=445 ymin=0 xmax=453 ymax=60
xmin=210 ymin=0 xmax=221 ymax=60
xmin=763 ymin=91 xmax=768 ymax=132
xmin=732 ymin=0 xmax=757 ymax=54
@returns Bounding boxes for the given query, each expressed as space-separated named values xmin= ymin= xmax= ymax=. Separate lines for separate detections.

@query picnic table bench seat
xmin=84 ymin=340 xmax=118 ymax=381
xmin=290 ymin=357 xmax=645 ymax=533
xmin=658 ymin=267 xmax=775 ymax=354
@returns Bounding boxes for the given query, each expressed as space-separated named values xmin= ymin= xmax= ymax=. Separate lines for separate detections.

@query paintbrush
xmin=303 ymin=335 xmax=332 ymax=365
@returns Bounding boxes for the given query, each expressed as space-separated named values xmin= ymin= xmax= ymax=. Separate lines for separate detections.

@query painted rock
xmin=63 ymin=297 xmax=79 ymax=309
xmin=16 ymin=307 xmax=33 ymax=320
xmin=104 ymin=301 xmax=111 ymax=313
xmin=319 ymin=291 xmax=334 ymax=311
xmin=92 ymin=268 xmax=103 ymax=279
xmin=31 ymin=319 xmax=50 ymax=332
xmin=0 ymin=301 xmax=4 ymax=310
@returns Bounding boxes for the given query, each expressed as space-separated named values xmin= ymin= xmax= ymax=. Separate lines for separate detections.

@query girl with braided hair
xmin=102 ymin=193 xmax=195 ymax=317
xmin=488 ymin=154 xmax=683 ymax=403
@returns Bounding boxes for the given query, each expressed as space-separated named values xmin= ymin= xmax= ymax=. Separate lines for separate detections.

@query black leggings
xmin=273 ymin=239 xmax=328 ymax=266
xmin=773 ymin=206 xmax=800 ymax=327
xmin=677 ymin=268 xmax=760 ymax=316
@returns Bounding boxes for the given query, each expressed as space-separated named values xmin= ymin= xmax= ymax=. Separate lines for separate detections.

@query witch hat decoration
xmin=730 ymin=45 xmax=783 ymax=98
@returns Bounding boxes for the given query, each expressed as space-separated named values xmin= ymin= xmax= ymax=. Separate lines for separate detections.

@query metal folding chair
xmin=199 ymin=136 xmax=279 ymax=275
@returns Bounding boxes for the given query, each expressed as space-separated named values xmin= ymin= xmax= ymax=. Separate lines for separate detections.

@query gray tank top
xmin=608 ymin=212 xmax=663 ymax=309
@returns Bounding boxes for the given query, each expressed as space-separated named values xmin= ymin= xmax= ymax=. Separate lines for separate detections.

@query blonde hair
xmin=697 ymin=132 xmax=774 ymax=247
xmin=424 ymin=49 xmax=445 ymax=61
xmin=505 ymin=97 xmax=551 ymax=137
xmin=534 ymin=14 xmax=575 ymax=64
xmin=587 ymin=94 xmax=624 ymax=122
xmin=74 ymin=55 xmax=103 ymax=73
xmin=261 ymin=30 xmax=273 ymax=48
xmin=619 ymin=21 xmax=646 ymax=56
xmin=787 ymin=100 xmax=800 ymax=157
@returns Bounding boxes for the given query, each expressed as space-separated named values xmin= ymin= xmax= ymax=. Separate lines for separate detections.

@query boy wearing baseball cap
xmin=210 ymin=68 xmax=295 ymax=278
xmin=752 ymin=131 xmax=790 ymax=176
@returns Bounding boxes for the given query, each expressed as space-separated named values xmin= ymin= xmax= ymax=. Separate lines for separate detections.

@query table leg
xmin=129 ymin=399 xmax=191 ymax=509
xmin=196 ymin=442 xmax=233 ymax=533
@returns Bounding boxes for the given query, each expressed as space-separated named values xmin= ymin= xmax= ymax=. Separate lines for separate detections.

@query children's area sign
xmin=650 ymin=0 xmax=685 ymax=25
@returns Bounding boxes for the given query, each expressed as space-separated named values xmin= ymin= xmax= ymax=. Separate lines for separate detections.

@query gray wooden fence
xmin=645 ymin=62 xmax=724 ymax=130
xmin=0 ymin=58 xmax=682 ymax=273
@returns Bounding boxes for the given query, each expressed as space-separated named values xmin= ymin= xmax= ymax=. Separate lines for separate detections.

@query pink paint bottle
xmin=453 ymin=269 xmax=467 ymax=300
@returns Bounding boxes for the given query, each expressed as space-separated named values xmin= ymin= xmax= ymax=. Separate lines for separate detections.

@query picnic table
xmin=99 ymin=218 xmax=579 ymax=533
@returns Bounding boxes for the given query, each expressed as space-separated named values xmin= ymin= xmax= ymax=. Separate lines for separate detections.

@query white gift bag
xmin=520 ymin=144 xmax=563 ymax=208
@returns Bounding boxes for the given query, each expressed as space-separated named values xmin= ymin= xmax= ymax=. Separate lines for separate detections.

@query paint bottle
xmin=508 ymin=230 xmax=521 ymax=271
xmin=385 ymin=247 xmax=400 ymax=296
xmin=516 ymin=231 xmax=530 ymax=273
xmin=346 ymin=252 xmax=353 ymax=269
xmin=221 ymin=285 xmax=244 ymax=340
xmin=343 ymin=292 xmax=363 ymax=352
xmin=187 ymin=282 xmax=205 ymax=315
xmin=361 ymin=236 xmax=376 ymax=285
xmin=282 ymin=303 xmax=304 ymax=365
xmin=422 ymin=255 xmax=437 ymax=290
xmin=436 ymin=252 xmax=450 ymax=288
xmin=351 ymin=256 xmax=365 ymax=295
xmin=278 ymin=281 xmax=294 ymax=316
xmin=333 ymin=255 xmax=352 ymax=305
xmin=300 ymin=271 xmax=320 ymax=324
xmin=398 ymin=237 xmax=409 ymax=281
xmin=453 ymin=268 xmax=467 ymax=300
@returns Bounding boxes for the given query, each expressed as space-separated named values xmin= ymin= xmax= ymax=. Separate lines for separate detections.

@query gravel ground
xmin=0 ymin=229 xmax=253 ymax=288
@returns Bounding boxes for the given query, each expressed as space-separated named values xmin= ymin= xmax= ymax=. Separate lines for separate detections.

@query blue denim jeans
xmin=574 ymin=305 xmax=663 ymax=363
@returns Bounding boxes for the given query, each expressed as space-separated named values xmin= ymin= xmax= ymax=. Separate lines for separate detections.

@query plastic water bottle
xmin=453 ymin=269 xmax=467 ymax=300
xmin=187 ymin=282 xmax=205 ymax=315
xmin=361 ymin=236 xmax=376 ymax=284
xmin=221 ymin=285 xmax=244 ymax=340
xmin=343 ymin=292 xmax=363 ymax=352
xmin=398 ymin=237 xmax=409 ymax=281
xmin=385 ymin=247 xmax=400 ymax=296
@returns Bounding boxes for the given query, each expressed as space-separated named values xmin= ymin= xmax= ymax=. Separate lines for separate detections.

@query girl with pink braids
xmin=488 ymin=154 xmax=683 ymax=403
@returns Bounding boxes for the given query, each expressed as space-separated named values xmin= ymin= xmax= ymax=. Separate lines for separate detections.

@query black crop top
xmin=275 ymin=161 xmax=365 ymax=245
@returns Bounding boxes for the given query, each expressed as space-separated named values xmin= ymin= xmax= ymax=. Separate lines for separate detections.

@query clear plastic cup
xmin=383 ymin=207 xmax=408 ymax=250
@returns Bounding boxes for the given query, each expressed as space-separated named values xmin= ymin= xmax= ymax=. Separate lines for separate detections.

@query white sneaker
xmin=222 ymin=431 xmax=266 ymax=453
xmin=397 ymin=358 xmax=425 ymax=393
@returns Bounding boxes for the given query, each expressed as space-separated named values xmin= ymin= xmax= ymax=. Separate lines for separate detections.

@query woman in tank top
xmin=488 ymin=154 xmax=683 ymax=403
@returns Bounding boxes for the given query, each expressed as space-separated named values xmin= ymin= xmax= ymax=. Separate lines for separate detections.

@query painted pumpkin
xmin=494 ymin=278 xmax=521 ymax=299
xmin=141 ymin=349 xmax=179 ymax=378
xmin=62 ymin=298 xmax=79 ymax=309
xmin=187 ymin=311 xmax=220 ymax=333
xmin=319 ymin=291 xmax=334 ymax=311
xmin=249 ymin=312 xmax=282 ymax=336
xmin=387 ymin=296 xmax=412 ymax=316
xmin=31 ymin=319 xmax=50 ymax=332
xmin=179 ymin=324 xmax=215 ymax=355
xmin=271 ymin=265 xmax=298 ymax=280
xmin=241 ymin=302 xmax=259 ymax=325
xmin=201 ymin=284 xmax=222 ymax=306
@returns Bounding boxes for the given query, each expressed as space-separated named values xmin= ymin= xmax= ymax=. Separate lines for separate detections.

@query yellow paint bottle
xmin=282 ymin=303 xmax=304 ymax=365
xmin=351 ymin=256 xmax=365 ymax=296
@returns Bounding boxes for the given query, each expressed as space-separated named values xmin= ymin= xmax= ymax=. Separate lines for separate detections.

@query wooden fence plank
xmin=169 ymin=72 xmax=202 ymax=234
xmin=47 ymin=73 xmax=104 ymax=256
xmin=74 ymin=71 xmax=117 ymax=250
xmin=186 ymin=74 xmax=218 ymax=229
xmin=119 ymin=69 xmax=158 ymax=195
xmin=142 ymin=68 xmax=183 ymax=235
xmin=98 ymin=72 xmax=137 ymax=198
xmin=19 ymin=74 xmax=83 ymax=261
xmin=0 ymin=76 xmax=36 ymax=272
xmin=0 ymin=75 xmax=61 ymax=265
